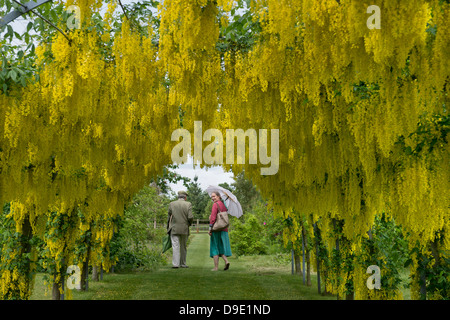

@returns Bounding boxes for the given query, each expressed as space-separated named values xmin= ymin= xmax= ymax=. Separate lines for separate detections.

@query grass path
xmin=32 ymin=234 xmax=335 ymax=300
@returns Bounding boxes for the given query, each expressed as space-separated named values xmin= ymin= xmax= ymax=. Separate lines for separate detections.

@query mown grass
xmin=31 ymin=234 xmax=335 ymax=300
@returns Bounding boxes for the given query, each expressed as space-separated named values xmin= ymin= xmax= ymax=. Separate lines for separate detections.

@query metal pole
xmin=61 ymin=258 xmax=65 ymax=300
xmin=291 ymin=248 xmax=294 ymax=275
xmin=61 ymin=272 xmax=64 ymax=300
xmin=314 ymin=223 xmax=321 ymax=294
xmin=302 ymin=228 xmax=306 ymax=285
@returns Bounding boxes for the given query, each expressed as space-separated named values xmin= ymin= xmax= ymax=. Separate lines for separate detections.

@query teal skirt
xmin=210 ymin=231 xmax=232 ymax=258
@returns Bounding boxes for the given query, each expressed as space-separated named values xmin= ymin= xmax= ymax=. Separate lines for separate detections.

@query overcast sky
xmin=168 ymin=156 xmax=234 ymax=194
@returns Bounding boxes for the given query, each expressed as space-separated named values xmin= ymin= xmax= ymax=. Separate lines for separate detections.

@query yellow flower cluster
xmin=1 ymin=3 xmax=177 ymax=296
xmin=0 ymin=0 xmax=448 ymax=299
xmin=215 ymin=0 xmax=449 ymax=299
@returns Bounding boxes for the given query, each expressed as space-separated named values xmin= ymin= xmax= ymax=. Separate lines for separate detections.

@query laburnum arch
xmin=0 ymin=0 xmax=448 ymax=300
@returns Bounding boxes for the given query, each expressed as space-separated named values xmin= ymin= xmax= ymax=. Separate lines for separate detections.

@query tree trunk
xmin=80 ymin=244 xmax=90 ymax=291
xmin=52 ymin=274 xmax=61 ymax=300
xmin=302 ymin=225 xmax=312 ymax=287
xmin=306 ymin=250 xmax=312 ymax=286
xmin=14 ymin=216 xmax=35 ymax=299
xmin=92 ymin=265 xmax=99 ymax=281
xmin=294 ymin=253 xmax=301 ymax=275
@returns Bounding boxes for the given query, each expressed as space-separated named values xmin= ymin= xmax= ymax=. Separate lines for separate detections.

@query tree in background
xmin=231 ymin=171 xmax=261 ymax=214
xmin=153 ymin=165 xmax=190 ymax=196
xmin=186 ymin=176 xmax=210 ymax=220
xmin=227 ymin=172 xmax=286 ymax=256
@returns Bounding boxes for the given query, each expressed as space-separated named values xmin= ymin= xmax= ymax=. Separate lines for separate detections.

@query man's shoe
xmin=172 ymin=266 xmax=179 ymax=269
xmin=181 ymin=265 xmax=189 ymax=268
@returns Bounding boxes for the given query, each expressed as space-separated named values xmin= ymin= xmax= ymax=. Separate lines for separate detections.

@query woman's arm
xmin=208 ymin=202 xmax=218 ymax=235
xmin=209 ymin=202 xmax=218 ymax=226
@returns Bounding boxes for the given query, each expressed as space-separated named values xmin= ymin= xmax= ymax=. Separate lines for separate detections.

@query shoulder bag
xmin=212 ymin=203 xmax=229 ymax=231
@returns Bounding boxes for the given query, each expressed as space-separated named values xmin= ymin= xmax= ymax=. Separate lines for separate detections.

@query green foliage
xmin=406 ymin=237 xmax=450 ymax=300
xmin=119 ymin=0 xmax=160 ymax=37
xmin=228 ymin=173 xmax=285 ymax=256
xmin=186 ymin=175 xmax=210 ymax=219
xmin=254 ymin=200 xmax=286 ymax=254
xmin=229 ymin=214 xmax=267 ymax=256
xmin=109 ymin=185 xmax=170 ymax=272
xmin=0 ymin=203 xmax=37 ymax=299
xmin=425 ymin=252 xmax=450 ymax=299
xmin=217 ymin=0 xmax=261 ymax=55
xmin=153 ymin=165 xmax=190 ymax=195
xmin=0 ymin=0 xmax=65 ymax=94
xmin=231 ymin=171 xmax=261 ymax=214
xmin=358 ymin=214 xmax=409 ymax=297
xmin=228 ymin=200 xmax=286 ymax=256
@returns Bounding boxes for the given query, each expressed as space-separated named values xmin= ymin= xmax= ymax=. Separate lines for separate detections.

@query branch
xmin=118 ymin=0 xmax=130 ymax=21
xmin=11 ymin=0 xmax=71 ymax=44
xmin=117 ymin=0 xmax=145 ymax=34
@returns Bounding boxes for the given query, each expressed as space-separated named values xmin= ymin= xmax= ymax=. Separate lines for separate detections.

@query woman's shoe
xmin=224 ymin=263 xmax=230 ymax=270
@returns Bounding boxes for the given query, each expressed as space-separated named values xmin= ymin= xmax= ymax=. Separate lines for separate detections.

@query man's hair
xmin=178 ymin=195 xmax=186 ymax=199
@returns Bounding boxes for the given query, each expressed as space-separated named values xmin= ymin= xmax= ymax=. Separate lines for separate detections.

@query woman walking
xmin=208 ymin=191 xmax=232 ymax=271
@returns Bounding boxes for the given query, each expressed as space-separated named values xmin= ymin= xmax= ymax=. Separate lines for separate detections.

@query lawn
xmin=30 ymin=234 xmax=335 ymax=300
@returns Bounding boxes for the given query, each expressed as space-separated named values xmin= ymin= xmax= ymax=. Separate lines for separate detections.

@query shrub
xmin=229 ymin=214 xmax=267 ymax=256
xmin=109 ymin=186 xmax=170 ymax=272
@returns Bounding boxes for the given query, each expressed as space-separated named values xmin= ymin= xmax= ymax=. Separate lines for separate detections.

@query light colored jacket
xmin=167 ymin=199 xmax=193 ymax=235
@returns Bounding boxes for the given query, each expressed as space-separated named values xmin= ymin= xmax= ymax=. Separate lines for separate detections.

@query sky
xmin=168 ymin=156 xmax=235 ymax=194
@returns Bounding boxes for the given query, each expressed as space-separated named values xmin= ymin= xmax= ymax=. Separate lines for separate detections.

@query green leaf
xmin=7 ymin=24 xmax=13 ymax=39
xmin=8 ymin=69 xmax=16 ymax=82
xmin=14 ymin=31 xmax=22 ymax=40
xmin=405 ymin=146 xmax=412 ymax=155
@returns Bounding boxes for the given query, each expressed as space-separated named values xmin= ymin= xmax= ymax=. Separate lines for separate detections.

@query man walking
xmin=167 ymin=190 xmax=193 ymax=268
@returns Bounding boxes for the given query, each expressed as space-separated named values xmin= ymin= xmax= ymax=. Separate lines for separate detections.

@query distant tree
xmin=218 ymin=182 xmax=234 ymax=192
xmin=153 ymin=165 xmax=191 ymax=195
xmin=231 ymin=171 xmax=261 ymax=214
xmin=186 ymin=176 xmax=210 ymax=219
xmin=203 ymin=200 xmax=213 ymax=220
